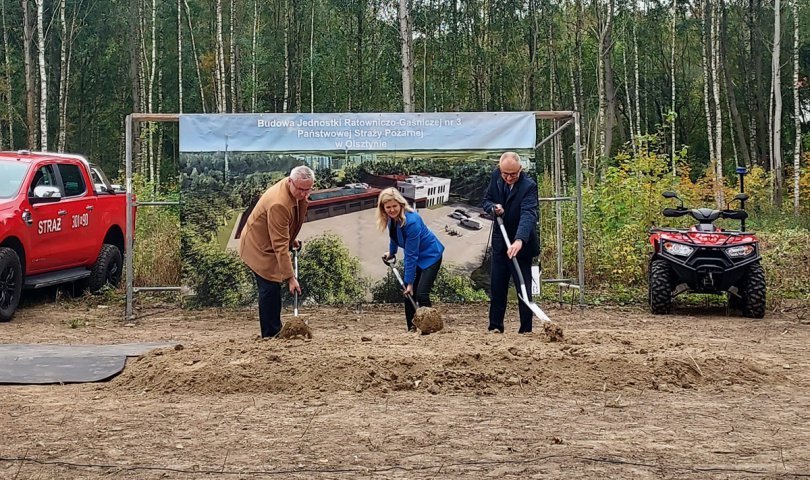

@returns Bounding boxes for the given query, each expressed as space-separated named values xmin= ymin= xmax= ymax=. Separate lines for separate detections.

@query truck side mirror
xmin=30 ymin=185 xmax=62 ymax=203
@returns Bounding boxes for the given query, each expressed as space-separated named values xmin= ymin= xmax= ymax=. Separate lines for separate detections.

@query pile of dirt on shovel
xmin=413 ymin=307 xmax=443 ymax=334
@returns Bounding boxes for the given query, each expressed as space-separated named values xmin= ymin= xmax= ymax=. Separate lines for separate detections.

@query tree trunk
xmin=398 ymin=0 xmax=414 ymax=112
xmin=215 ymin=0 xmax=226 ymax=112
xmin=178 ymin=0 xmax=183 ymax=113
xmin=2 ymin=0 xmax=14 ymax=148
xmin=633 ymin=3 xmax=641 ymax=141
xmin=283 ymin=0 xmax=290 ymax=112
xmin=129 ymin=0 xmax=141 ymax=169
xmin=309 ymin=1 xmax=314 ymax=113
xmin=183 ymin=0 xmax=206 ymax=112
xmin=36 ymin=0 xmax=46 ymax=150
xmin=670 ymin=0 xmax=677 ymax=174
xmin=700 ymin=0 xmax=716 ymax=186
xmin=22 ymin=0 xmax=35 ymax=149
xmin=771 ymin=0 xmax=783 ymax=207
xmin=229 ymin=0 xmax=236 ymax=112
xmin=721 ymin=6 xmax=752 ymax=168
xmin=750 ymin=0 xmax=768 ymax=167
xmin=57 ymin=0 xmax=67 ymax=151
xmin=711 ymin=0 xmax=724 ymax=207
xmin=251 ymin=0 xmax=257 ymax=112
xmin=792 ymin=0 xmax=800 ymax=213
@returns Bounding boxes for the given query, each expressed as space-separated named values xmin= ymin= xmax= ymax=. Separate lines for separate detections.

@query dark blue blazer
xmin=482 ymin=168 xmax=540 ymax=259
xmin=388 ymin=210 xmax=445 ymax=285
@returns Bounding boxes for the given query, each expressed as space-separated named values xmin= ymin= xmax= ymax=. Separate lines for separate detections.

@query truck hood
xmin=0 ymin=199 xmax=16 ymax=212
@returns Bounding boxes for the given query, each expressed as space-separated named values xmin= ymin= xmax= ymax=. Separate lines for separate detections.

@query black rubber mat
xmin=0 ymin=343 xmax=175 ymax=384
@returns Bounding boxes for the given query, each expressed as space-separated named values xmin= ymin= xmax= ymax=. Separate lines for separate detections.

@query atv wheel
xmin=88 ymin=244 xmax=123 ymax=293
xmin=649 ymin=259 xmax=673 ymax=314
xmin=740 ymin=262 xmax=766 ymax=319
xmin=0 ymin=247 xmax=23 ymax=322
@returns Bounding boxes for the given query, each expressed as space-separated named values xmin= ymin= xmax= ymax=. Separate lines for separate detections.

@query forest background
xmin=1 ymin=0 xmax=808 ymax=308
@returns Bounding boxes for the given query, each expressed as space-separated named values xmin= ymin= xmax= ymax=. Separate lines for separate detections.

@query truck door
xmin=56 ymin=162 xmax=97 ymax=266
xmin=25 ymin=164 xmax=64 ymax=272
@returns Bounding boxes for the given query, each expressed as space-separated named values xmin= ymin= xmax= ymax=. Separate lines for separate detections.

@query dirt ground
xmin=2 ymin=297 xmax=809 ymax=479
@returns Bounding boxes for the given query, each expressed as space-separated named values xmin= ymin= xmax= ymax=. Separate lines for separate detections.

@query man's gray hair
xmin=290 ymin=165 xmax=316 ymax=182
xmin=499 ymin=151 xmax=521 ymax=164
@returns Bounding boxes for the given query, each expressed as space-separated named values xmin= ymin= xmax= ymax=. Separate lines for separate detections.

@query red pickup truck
xmin=0 ymin=150 xmax=131 ymax=322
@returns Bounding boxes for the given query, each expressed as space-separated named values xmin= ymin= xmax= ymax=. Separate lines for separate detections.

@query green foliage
xmin=295 ymin=233 xmax=368 ymax=305
xmin=371 ymin=262 xmax=488 ymax=304
xmin=181 ymin=227 xmax=256 ymax=308
xmin=133 ymin=182 xmax=181 ymax=287
xmin=759 ymin=229 xmax=810 ymax=300
xmin=539 ymin=131 xmax=809 ymax=306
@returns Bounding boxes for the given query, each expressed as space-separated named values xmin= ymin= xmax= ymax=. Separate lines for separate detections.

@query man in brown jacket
xmin=238 ymin=165 xmax=315 ymax=338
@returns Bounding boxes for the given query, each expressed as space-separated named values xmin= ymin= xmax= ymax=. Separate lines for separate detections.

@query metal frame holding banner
xmin=123 ymin=111 xmax=584 ymax=320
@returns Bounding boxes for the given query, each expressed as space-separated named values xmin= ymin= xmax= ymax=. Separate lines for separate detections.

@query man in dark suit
xmin=482 ymin=151 xmax=540 ymax=334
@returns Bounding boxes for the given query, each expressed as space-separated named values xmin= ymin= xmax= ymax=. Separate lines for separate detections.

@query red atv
xmin=648 ymin=190 xmax=765 ymax=318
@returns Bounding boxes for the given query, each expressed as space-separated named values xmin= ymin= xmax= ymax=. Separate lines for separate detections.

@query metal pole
xmin=125 ymin=114 xmax=134 ymax=321
xmin=535 ymin=119 xmax=573 ymax=150
xmin=574 ymin=112 xmax=585 ymax=306
xmin=554 ymin=120 xmax=564 ymax=304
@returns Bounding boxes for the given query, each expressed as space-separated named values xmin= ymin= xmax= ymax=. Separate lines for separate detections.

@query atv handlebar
xmin=663 ymin=207 xmax=689 ymax=218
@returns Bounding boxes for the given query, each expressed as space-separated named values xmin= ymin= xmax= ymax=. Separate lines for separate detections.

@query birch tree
xmin=251 ymin=0 xmax=258 ymax=112
xmin=398 ymin=0 xmax=414 ymax=112
xmin=215 ymin=0 xmax=227 ymax=112
xmin=699 ymin=0 xmax=716 ymax=198
xmin=283 ymin=0 xmax=290 ymax=112
xmin=229 ymin=0 xmax=236 ymax=112
xmin=595 ymin=0 xmax=616 ymax=169
xmin=792 ymin=0 xmax=801 ymax=213
xmin=670 ymin=0 xmax=676 ymax=174
xmin=35 ymin=0 xmax=46 ymax=150
xmin=771 ymin=0 xmax=783 ymax=206
xmin=711 ymin=0 xmax=723 ymax=207
xmin=178 ymin=0 xmax=183 ymax=113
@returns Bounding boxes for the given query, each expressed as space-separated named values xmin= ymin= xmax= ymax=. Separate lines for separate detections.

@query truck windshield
xmin=0 ymin=161 xmax=30 ymax=199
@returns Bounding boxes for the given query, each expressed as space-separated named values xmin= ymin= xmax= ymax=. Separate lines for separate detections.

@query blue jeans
xmin=405 ymin=258 xmax=442 ymax=330
xmin=253 ymin=272 xmax=282 ymax=338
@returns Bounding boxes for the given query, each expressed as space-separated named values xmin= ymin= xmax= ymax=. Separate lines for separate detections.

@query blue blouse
xmin=388 ymin=210 xmax=444 ymax=285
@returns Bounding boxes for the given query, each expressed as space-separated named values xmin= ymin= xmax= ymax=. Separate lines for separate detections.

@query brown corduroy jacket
xmin=238 ymin=177 xmax=308 ymax=282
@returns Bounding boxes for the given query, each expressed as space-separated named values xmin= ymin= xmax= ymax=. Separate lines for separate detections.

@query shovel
xmin=276 ymin=244 xmax=312 ymax=339
xmin=495 ymin=216 xmax=552 ymax=323
xmin=382 ymin=256 xmax=420 ymax=313
xmin=381 ymin=256 xmax=443 ymax=334
xmin=293 ymin=244 xmax=303 ymax=323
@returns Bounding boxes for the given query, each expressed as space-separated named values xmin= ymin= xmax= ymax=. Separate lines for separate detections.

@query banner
xmin=179 ymin=112 xmax=536 ymax=152
xmin=179 ymin=112 xmax=538 ymax=308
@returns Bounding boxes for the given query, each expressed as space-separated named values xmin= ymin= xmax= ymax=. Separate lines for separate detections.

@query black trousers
xmin=253 ymin=272 xmax=282 ymax=338
xmin=488 ymin=253 xmax=533 ymax=333
xmin=404 ymin=258 xmax=442 ymax=330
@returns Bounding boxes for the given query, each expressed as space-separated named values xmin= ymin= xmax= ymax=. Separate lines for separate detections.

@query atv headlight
xmin=663 ymin=241 xmax=694 ymax=257
xmin=726 ymin=245 xmax=755 ymax=258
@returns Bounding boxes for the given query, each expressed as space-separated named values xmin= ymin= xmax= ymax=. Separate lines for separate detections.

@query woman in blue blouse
xmin=377 ymin=187 xmax=444 ymax=331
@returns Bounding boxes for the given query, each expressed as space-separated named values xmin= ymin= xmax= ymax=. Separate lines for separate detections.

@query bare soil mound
xmin=110 ymin=307 xmax=786 ymax=397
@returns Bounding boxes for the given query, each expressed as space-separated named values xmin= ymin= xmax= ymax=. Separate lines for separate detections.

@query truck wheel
xmin=88 ymin=244 xmax=122 ymax=293
xmin=649 ymin=259 xmax=673 ymax=314
xmin=0 ymin=247 xmax=23 ymax=322
xmin=741 ymin=262 xmax=766 ymax=319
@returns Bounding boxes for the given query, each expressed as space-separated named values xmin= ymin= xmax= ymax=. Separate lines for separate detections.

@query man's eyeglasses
xmin=500 ymin=169 xmax=521 ymax=179
xmin=290 ymin=180 xmax=313 ymax=194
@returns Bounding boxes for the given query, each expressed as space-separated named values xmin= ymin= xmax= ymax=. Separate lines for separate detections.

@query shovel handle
xmin=293 ymin=247 xmax=299 ymax=316
xmin=382 ymin=256 xmax=419 ymax=310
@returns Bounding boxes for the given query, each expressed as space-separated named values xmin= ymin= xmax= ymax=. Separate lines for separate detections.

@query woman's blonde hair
xmin=376 ymin=187 xmax=413 ymax=231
